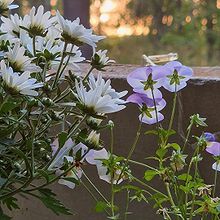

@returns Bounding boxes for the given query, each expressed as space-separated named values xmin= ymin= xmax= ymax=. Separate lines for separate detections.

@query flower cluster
xmin=127 ymin=61 xmax=193 ymax=124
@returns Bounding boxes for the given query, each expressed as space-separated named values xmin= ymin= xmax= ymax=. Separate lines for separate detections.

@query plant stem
xmin=182 ymin=121 xmax=193 ymax=152
xmin=67 ymin=114 xmax=87 ymax=139
xmin=32 ymin=36 xmax=36 ymax=56
xmin=82 ymin=66 xmax=94 ymax=84
xmin=83 ymin=171 xmax=109 ymax=204
xmin=165 ymin=182 xmax=176 ymax=207
xmin=151 ymin=88 xmax=159 ymax=128
xmin=116 ymin=121 xmax=142 ymax=184
xmin=132 ymin=175 xmax=168 ymax=198
xmin=168 ymin=91 xmax=177 ymax=132
xmin=213 ymin=165 xmax=218 ymax=197
xmin=127 ymin=159 xmax=158 ymax=171
xmin=124 ymin=190 xmax=130 ymax=220
xmin=109 ymin=126 xmax=115 ymax=217
xmin=52 ymin=42 xmax=68 ymax=89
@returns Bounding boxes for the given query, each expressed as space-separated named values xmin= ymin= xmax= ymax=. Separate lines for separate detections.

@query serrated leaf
xmin=2 ymin=197 xmax=19 ymax=211
xmin=38 ymin=188 xmax=72 ymax=216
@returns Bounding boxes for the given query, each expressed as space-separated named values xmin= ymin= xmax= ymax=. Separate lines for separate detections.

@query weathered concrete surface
xmin=11 ymin=64 xmax=220 ymax=220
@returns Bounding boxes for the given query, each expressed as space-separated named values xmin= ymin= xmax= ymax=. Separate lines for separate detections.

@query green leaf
xmin=144 ymin=170 xmax=158 ymax=181
xmin=144 ymin=130 xmax=158 ymax=135
xmin=178 ymin=174 xmax=192 ymax=181
xmin=2 ymin=197 xmax=19 ymax=211
xmin=95 ymin=201 xmax=109 ymax=213
xmin=167 ymin=143 xmax=181 ymax=151
xmin=0 ymin=100 xmax=19 ymax=113
xmin=38 ymin=188 xmax=72 ymax=216
xmin=58 ymin=132 xmax=68 ymax=148
xmin=156 ymin=148 xmax=168 ymax=159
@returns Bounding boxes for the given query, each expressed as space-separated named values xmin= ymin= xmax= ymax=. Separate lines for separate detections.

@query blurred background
xmin=13 ymin=0 xmax=220 ymax=66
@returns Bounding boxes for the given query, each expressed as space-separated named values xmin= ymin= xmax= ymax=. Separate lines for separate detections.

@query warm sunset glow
xmin=185 ymin=16 xmax=192 ymax=23
xmin=217 ymin=0 xmax=220 ymax=9
xmin=100 ymin=0 xmax=117 ymax=13
xmin=90 ymin=0 xmax=152 ymax=37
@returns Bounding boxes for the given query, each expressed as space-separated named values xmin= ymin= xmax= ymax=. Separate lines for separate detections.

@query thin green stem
xmin=82 ymin=66 xmax=94 ymax=84
xmin=32 ymin=36 xmax=36 ymax=56
xmin=151 ymin=88 xmax=159 ymax=128
xmin=132 ymin=175 xmax=168 ymax=198
xmin=124 ymin=190 xmax=130 ymax=220
xmin=168 ymin=91 xmax=177 ymax=132
xmin=52 ymin=42 xmax=68 ymax=89
xmin=116 ymin=121 xmax=142 ymax=184
xmin=213 ymin=166 xmax=218 ymax=197
xmin=109 ymin=126 xmax=115 ymax=217
xmin=67 ymin=114 xmax=87 ymax=139
xmin=165 ymin=182 xmax=176 ymax=207
xmin=83 ymin=171 xmax=109 ymax=204
xmin=127 ymin=159 xmax=158 ymax=171
xmin=182 ymin=122 xmax=193 ymax=152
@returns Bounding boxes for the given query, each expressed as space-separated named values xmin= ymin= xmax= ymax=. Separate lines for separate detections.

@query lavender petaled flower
xmin=204 ymin=132 xmax=216 ymax=142
xmin=127 ymin=92 xmax=166 ymax=125
xmin=127 ymin=65 xmax=171 ymax=95
xmin=162 ymin=61 xmax=193 ymax=92
xmin=206 ymin=142 xmax=220 ymax=156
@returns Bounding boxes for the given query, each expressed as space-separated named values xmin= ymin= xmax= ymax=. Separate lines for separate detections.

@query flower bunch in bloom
xmin=127 ymin=61 xmax=193 ymax=124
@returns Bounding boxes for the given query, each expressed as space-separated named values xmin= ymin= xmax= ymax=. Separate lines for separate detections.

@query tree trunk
xmin=63 ymin=0 xmax=92 ymax=58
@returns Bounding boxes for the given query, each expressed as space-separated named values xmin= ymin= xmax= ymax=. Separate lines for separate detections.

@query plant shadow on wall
xmin=0 ymin=1 xmax=220 ymax=220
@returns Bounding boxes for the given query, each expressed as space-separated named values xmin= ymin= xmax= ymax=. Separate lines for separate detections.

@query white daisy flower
xmin=0 ymin=13 xmax=23 ymax=42
xmin=0 ymin=60 xmax=43 ymax=96
xmin=0 ymin=0 xmax=18 ymax=17
xmin=73 ymin=76 xmax=127 ymax=115
xmin=23 ymin=5 xmax=56 ymax=37
xmin=91 ymin=50 xmax=115 ymax=70
xmin=6 ymin=42 xmax=41 ymax=72
xmin=56 ymin=11 xmax=105 ymax=51
xmin=88 ymin=73 xmax=128 ymax=103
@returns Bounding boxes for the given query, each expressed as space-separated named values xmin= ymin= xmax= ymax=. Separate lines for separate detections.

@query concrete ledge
xmin=80 ymin=63 xmax=220 ymax=80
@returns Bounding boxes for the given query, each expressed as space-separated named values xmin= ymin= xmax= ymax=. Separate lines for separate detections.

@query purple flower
xmin=206 ymin=142 xmax=220 ymax=156
xmin=162 ymin=61 xmax=193 ymax=92
xmin=127 ymin=66 xmax=171 ymax=95
xmin=127 ymin=92 xmax=166 ymax=125
xmin=204 ymin=132 xmax=216 ymax=142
